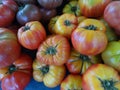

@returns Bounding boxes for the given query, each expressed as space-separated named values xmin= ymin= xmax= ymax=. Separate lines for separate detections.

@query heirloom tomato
xmin=37 ymin=0 xmax=63 ymax=9
xmin=16 ymin=4 xmax=41 ymax=25
xmin=60 ymin=74 xmax=82 ymax=90
xmin=36 ymin=35 xmax=70 ymax=66
xmin=63 ymin=1 xmax=81 ymax=16
xmin=101 ymin=41 xmax=120 ymax=72
xmin=82 ymin=64 xmax=120 ymax=90
xmin=104 ymin=1 xmax=120 ymax=35
xmin=0 ymin=28 xmax=21 ymax=68
xmin=33 ymin=59 xmax=66 ymax=88
xmin=78 ymin=0 xmax=111 ymax=18
xmin=17 ymin=21 xmax=46 ymax=50
xmin=100 ymin=18 xmax=118 ymax=42
xmin=48 ymin=15 xmax=60 ymax=34
xmin=54 ymin=13 xmax=78 ymax=39
xmin=66 ymin=48 xmax=102 ymax=74
xmin=0 ymin=53 xmax=33 ymax=90
xmin=71 ymin=19 xmax=108 ymax=55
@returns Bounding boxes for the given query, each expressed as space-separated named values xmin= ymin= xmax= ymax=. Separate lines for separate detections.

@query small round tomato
xmin=101 ymin=41 xmax=120 ymax=72
xmin=0 ymin=28 xmax=21 ymax=68
xmin=0 ymin=53 xmax=33 ymax=90
xmin=66 ymin=48 xmax=102 ymax=74
xmin=17 ymin=21 xmax=46 ymax=50
xmin=71 ymin=19 xmax=108 ymax=55
xmin=33 ymin=59 xmax=66 ymax=88
xmin=54 ymin=13 xmax=78 ymax=39
xmin=82 ymin=64 xmax=120 ymax=90
xmin=60 ymin=74 xmax=82 ymax=90
xmin=36 ymin=35 xmax=70 ymax=66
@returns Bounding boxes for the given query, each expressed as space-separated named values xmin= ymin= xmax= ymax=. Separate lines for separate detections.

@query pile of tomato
xmin=0 ymin=0 xmax=120 ymax=90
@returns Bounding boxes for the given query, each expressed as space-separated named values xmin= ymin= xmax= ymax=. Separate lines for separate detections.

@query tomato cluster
xmin=0 ymin=0 xmax=120 ymax=90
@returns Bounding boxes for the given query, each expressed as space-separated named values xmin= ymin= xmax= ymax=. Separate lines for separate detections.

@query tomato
xmin=100 ymin=18 xmax=118 ymax=42
xmin=17 ymin=21 xmax=46 ymax=50
xmin=0 ymin=2 xmax=16 ymax=27
xmin=66 ymin=48 xmax=102 ymax=74
xmin=0 ymin=28 xmax=21 ymax=68
xmin=82 ymin=64 xmax=120 ymax=90
xmin=77 ymin=16 xmax=86 ymax=24
xmin=62 ymin=1 xmax=81 ymax=16
xmin=104 ymin=1 xmax=120 ymax=35
xmin=0 ymin=53 xmax=33 ymax=90
xmin=101 ymin=41 xmax=120 ymax=72
xmin=71 ymin=19 xmax=108 ymax=55
xmin=37 ymin=0 xmax=63 ymax=9
xmin=78 ymin=0 xmax=111 ymax=18
xmin=48 ymin=15 xmax=60 ymax=34
xmin=16 ymin=4 xmax=41 ymax=25
xmin=54 ymin=13 xmax=78 ymax=39
xmin=60 ymin=74 xmax=82 ymax=90
xmin=36 ymin=35 xmax=70 ymax=66
xmin=33 ymin=59 xmax=66 ymax=88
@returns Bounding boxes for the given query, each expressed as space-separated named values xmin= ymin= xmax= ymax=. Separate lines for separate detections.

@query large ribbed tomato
xmin=36 ymin=35 xmax=70 ymax=66
xmin=0 ymin=28 xmax=21 ymax=68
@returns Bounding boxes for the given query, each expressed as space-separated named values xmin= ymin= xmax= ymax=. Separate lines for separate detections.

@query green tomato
xmin=101 ymin=41 xmax=120 ymax=72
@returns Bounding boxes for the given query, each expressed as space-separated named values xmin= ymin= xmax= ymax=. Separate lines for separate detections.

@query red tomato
xmin=17 ymin=21 xmax=46 ymax=50
xmin=71 ymin=19 xmax=108 ymax=55
xmin=104 ymin=1 xmax=120 ymax=35
xmin=36 ymin=35 xmax=70 ymax=66
xmin=60 ymin=74 xmax=82 ymax=90
xmin=0 ymin=53 xmax=33 ymax=90
xmin=82 ymin=64 xmax=120 ymax=90
xmin=0 ymin=28 xmax=21 ymax=68
xmin=79 ymin=0 xmax=111 ymax=18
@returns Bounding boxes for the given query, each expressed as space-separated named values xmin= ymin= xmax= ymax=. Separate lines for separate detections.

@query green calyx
xmin=98 ymin=78 xmax=118 ymax=90
xmin=40 ymin=65 xmax=49 ymax=75
xmin=79 ymin=54 xmax=90 ymax=61
xmin=24 ymin=26 xmax=30 ymax=31
xmin=64 ymin=20 xmax=71 ymax=26
xmin=45 ymin=46 xmax=57 ymax=55
xmin=8 ymin=65 xmax=17 ymax=74
xmin=84 ymin=25 xmax=97 ymax=30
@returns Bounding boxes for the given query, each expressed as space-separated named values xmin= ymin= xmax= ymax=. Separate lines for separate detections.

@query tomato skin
xmin=104 ymin=1 xmax=120 ymax=35
xmin=71 ymin=19 xmax=108 ymax=55
xmin=66 ymin=49 xmax=102 ymax=74
xmin=101 ymin=41 xmax=120 ymax=72
xmin=0 ymin=28 xmax=21 ymax=68
xmin=60 ymin=74 xmax=82 ymax=90
xmin=54 ymin=13 xmax=78 ymax=39
xmin=0 ymin=5 xmax=15 ymax=27
xmin=82 ymin=64 xmax=120 ymax=90
xmin=17 ymin=21 xmax=46 ymax=50
xmin=0 ymin=53 xmax=33 ymax=90
xmin=36 ymin=35 xmax=70 ymax=66
xmin=79 ymin=0 xmax=111 ymax=18
xmin=33 ymin=59 xmax=66 ymax=88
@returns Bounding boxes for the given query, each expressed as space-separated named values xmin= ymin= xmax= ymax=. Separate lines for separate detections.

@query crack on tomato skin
xmin=98 ymin=78 xmax=119 ymax=90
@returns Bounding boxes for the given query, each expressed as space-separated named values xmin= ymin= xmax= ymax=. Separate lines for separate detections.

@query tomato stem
xmin=8 ymin=65 xmax=17 ymax=74
xmin=40 ymin=65 xmax=49 ymax=75
xmin=79 ymin=54 xmax=90 ymax=61
xmin=84 ymin=25 xmax=97 ymax=30
xmin=64 ymin=20 xmax=71 ymax=26
xmin=98 ymin=78 xmax=118 ymax=90
xmin=45 ymin=46 xmax=57 ymax=55
xmin=24 ymin=26 xmax=30 ymax=31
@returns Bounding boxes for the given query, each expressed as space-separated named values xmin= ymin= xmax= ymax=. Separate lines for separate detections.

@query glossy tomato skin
xmin=82 ymin=64 xmax=120 ymax=90
xmin=101 ymin=41 xmax=120 ymax=72
xmin=16 ymin=4 xmax=41 ymax=25
xmin=0 ymin=28 xmax=21 ymax=68
xmin=79 ymin=0 xmax=111 ymax=18
xmin=1 ymin=53 xmax=33 ymax=90
xmin=33 ymin=59 xmax=66 ymax=88
xmin=54 ymin=13 xmax=78 ymax=39
xmin=0 ymin=5 xmax=15 ymax=27
xmin=66 ymin=48 xmax=102 ymax=74
xmin=71 ymin=19 xmax=108 ymax=55
xmin=36 ymin=35 xmax=70 ymax=66
xmin=104 ymin=1 xmax=120 ymax=35
xmin=60 ymin=74 xmax=82 ymax=90
xmin=17 ymin=21 xmax=46 ymax=50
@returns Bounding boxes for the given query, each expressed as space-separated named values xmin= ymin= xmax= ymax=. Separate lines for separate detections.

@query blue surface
xmin=0 ymin=78 xmax=60 ymax=90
